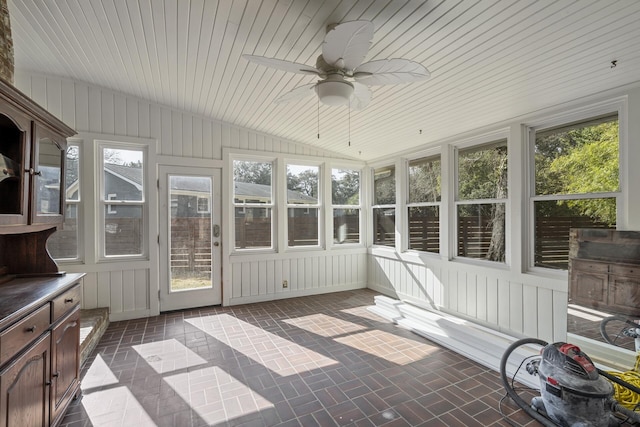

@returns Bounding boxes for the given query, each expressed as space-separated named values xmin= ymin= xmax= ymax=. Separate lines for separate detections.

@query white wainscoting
xmin=17 ymin=71 xmax=358 ymax=320
xmin=228 ymin=250 xmax=368 ymax=305
xmin=367 ymin=250 xmax=568 ymax=344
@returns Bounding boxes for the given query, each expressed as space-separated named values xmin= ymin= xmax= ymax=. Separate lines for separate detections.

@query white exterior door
xmin=159 ymin=166 xmax=222 ymax=311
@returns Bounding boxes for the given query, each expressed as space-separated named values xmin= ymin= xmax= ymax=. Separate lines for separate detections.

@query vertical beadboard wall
xmin=367 ymin=252 xmax=566 ymax=343
xmin=15 ymin=71 xmax=365 ymax=320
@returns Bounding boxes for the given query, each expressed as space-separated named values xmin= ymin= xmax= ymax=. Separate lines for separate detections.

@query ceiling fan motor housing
xmin=315 ymin=74 xmax=354 ymax=106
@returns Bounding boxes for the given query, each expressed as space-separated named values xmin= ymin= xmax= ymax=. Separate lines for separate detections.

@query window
xmin=197 ymin=196 xmax=210 ymax=214
xmin=287 ymin=163 xmax=320 ymax=247
xmin=372 ymin=165 xmax=396 ymax=247
xmin=456 ymin=140 xmax=508 ymax=262
xmin=332 ymin=168 xmax=360 ymax=244
xmin=100 ymin=145 xmax=146 ymax=257
xmin=407 ymin=156 xmax=441 ymax=253
xmin=233 ymin=159 xmax=273 ymax=249
xmin=531 ymin=114 xmax=619 ymax=270
xmin=48 ymin=144 xmax=81 ymax=260
xmin=107 ymin=194 xmax=117 ymax=214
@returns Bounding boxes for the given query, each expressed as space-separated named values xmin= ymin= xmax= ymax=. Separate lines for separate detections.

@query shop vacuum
xmin=500 ymin=338 xmax=640 ymax=426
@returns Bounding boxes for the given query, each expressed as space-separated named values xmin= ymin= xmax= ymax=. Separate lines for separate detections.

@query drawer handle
xmin=65 ymin=298 xmax=74 ymax=303
xmin=52 ymin=371 xmax=60 ymax=378
xmin=26 ymin=325 xmax=37 ymax=333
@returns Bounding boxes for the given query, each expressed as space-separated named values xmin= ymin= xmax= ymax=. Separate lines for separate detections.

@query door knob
xmin=213 ymin=242 xmax=219 ymax=247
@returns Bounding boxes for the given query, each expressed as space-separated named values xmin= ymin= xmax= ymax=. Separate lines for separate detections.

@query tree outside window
xmin=233 ymin=159 xmax=273 ymax=249
xmin=456 ymin=141 xmax=508 ymax=262
xmin=332 ymin=169 xmax=360 ymax=244
xmin=532 ymin=115 xmax=619 ymax=269
xmin=408 ymin=156 xmax=440 ymax=253
xmin=373 ymin=165 xmax=396 ymax=247
xmin=287 ymin=164 xmax=320 ymax=247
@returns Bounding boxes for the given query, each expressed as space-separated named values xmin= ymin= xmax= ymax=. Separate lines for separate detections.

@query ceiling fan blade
xmin=322 ymin=21 xmax=374 ymax=71
xmin=354 ymin=59 xmax=430 ymax=85
xmin=350 ymin=82 xmax=372 ymax=110
xmin=274 ymin=83 xmax=317 ymax=104
xmin=242 ymin=55 xmax=320 ymax=75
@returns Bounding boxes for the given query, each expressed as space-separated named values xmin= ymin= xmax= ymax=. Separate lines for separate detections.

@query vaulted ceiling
xmin=8 ymin=0 xmax=640 ymax=161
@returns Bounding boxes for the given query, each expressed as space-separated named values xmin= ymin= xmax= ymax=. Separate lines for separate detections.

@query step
xmin=79 ymin=308 xmax=109 ymax=367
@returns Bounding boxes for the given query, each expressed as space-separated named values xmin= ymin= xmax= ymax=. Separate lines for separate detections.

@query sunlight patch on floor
xmin=186 ymin=313 xmax=338 ymax=375
xmin=82 ymin=386 xmax=155 ymax=427
xmin=81 ymin=354 xmax=119 ymax=390
xmin=164 ymin=366 xmax=273 ymax=425
xmin=334 ymin=329 xmax=440 ymax=365
xmin=132 ymin=338 xmax=208 ymax=374
xmin=282 ymin=313 xmax=367 ymax=337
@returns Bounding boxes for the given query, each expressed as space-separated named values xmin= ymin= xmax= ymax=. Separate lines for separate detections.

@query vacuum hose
xmin=499 ymin=337 xmax=558 ymax=427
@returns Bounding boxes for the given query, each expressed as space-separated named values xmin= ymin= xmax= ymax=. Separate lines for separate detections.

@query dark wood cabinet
xmin=50 ymin=306 xmax=80 ymax=426
xmin=0 ymin=275 xmax=83 ymax=427
xmin=0 ymin=332 xmax=50 ymax=427
xmin=569 ymin=229 xmax=640 ymax=316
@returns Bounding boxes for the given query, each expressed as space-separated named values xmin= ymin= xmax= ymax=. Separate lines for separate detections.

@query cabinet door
xmin=30 ymin=123 xmax=66 ymax=226
xmin=0 ymin=332 xmax=50 ymax=427
xmin=0 ymin=105 xmax=31 ymax=227
xmin=50 ymin=306 xmax=80 ymax=425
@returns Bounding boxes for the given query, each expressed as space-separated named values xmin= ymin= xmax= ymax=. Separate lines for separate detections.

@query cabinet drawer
xmin=52 ymin=284 xmax=81 ymax=323
xmin=0 ymin=303 xmax=51 ymax=365
xmin=571 ymin=259 xmax=608 ymax=273
xmin=610 ymin=264 xmax=640 ymax=277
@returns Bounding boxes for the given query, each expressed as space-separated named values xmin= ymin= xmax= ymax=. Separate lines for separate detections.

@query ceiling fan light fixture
xmin=315 ymin=80 xmax=354 ymax=106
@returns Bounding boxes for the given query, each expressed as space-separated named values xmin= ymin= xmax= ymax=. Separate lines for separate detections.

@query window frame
xmin=49 ymin=140 xmax=83 ymax=263
xmin=330 ymin=166 xmax=363 ymax=247
xmin=231 ymin=155 xmax=277 ymax=253
xmin=526 ymin=101 xmax=625 ymax=273
xmin=405 ymin=151 xmax=442 ymax=254
xmin=452 ymin=132 xmax=510 ymax=265
xmin=98 ymin=141 xmax=148 ymax=261
xmin=285 ymin=161 xmax=323 ymax=249
xmin=371 ymin=163 xmax=397 ymax=249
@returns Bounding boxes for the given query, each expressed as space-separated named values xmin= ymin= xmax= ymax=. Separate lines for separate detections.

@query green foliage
xmin=458 ymin=143 xmax=508 ymax=200
xmin=233 ymin=160 xmax=271 ymax=185
xmin=535 ymin=120 xmax=618 ymax=225
xmin=409 ymin=159 xmax=441 ymax=203
xmin=331 ymin=170 xmax=360 ymax=205
xmin=287 ymin=168 xmax=318 ymax=198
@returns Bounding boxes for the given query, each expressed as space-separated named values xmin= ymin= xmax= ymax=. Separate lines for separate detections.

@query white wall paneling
xmin=19 ymin=72 xmax=355 ymax=321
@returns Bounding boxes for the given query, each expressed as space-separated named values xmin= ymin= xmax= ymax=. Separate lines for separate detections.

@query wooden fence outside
xmin=48 ymin=215 xmax=612 ymax=271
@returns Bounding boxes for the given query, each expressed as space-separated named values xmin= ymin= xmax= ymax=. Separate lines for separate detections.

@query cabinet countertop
xmin=0 ymin=273 xmax=85 ymax=331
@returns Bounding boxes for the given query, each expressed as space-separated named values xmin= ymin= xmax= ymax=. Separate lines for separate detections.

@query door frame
xmin=158 ymin=165 xmax=222 ymax=311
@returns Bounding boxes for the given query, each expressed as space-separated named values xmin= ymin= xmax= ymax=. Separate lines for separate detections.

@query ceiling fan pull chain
xmin=348 ymin=99 xmax=351 ymax=147
xmin=317 ymin=97 xmax=320 ymax=139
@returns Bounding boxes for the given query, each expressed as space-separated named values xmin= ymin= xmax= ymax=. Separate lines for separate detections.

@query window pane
xmin=170 ymin=176 xmax=212 ymax=292
xmin=332 ymin=169 xmax=359 ymax=205
xmin=65 ymin=145 xmax=80 ymax=201
xmin=233 ymin=160 xmax=272 ymax=204
xmin=333 ymin=209 xmax=360 ymax=244
xmin=534 ymin=198 xmax=616 ymax=270
xmin=535 ymin=116 xmax=619 ymax=196
xmin=458 ymin=141 xmax=508 ymax=200
xmin=48 ymin=204 xmax=78 ymax=259
xmin=103 ymin=148 xmax=144 ymax=202
xmin=374 ymin=166 xmax=395 ymax=205
xmin=457 ymin=203 xmax=505 ymax=262
xmin=234 ymin=207 xmax=271 ymax=249
xmin=408 ymin=206 xmax=439 ymax=253
xmin=105 ymin=205 xmax=143 ymax=256
xmin=373 ymin=207 xmax=395 ymax=247
xmin=287 ymin=164 xmax=318 ymax=204
xmin=409 ymin=157 xmax=441 ymax=203
xmin=288 ymin=207 xmax=319 ymax=246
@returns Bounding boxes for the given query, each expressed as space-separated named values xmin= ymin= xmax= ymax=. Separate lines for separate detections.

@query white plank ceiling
xmin=8 ymin=0 xmax=640 ymax=161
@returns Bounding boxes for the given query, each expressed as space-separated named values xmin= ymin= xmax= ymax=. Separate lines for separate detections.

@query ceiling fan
xmin=243 ymin=20 xmax=430 ymax=110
